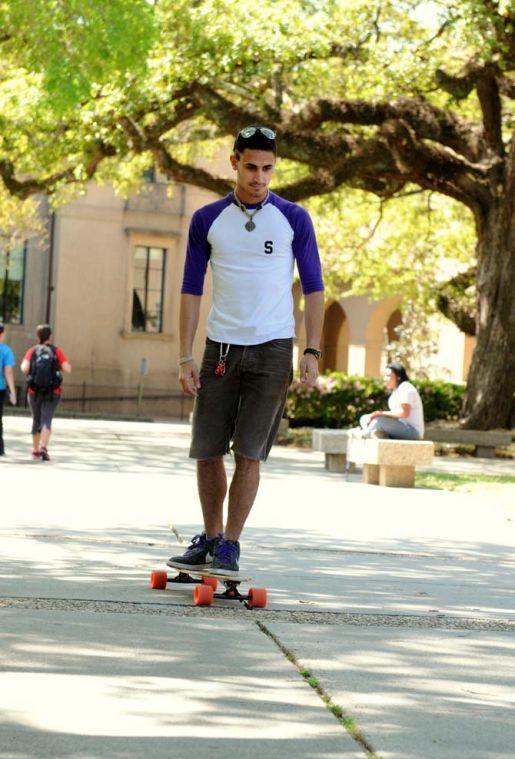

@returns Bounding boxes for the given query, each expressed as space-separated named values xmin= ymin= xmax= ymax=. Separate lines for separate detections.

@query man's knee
xmin=197 ymin=456 xmax=224 ymax=469
xmin=359 ymin=413 xmax=370 ymax=429
xmin=234 ymin=453 xmax=260 ymax=469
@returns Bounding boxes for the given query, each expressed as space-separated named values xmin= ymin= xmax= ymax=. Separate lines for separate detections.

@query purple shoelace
xmin=216 ymin=540 xmax=238 ymax=563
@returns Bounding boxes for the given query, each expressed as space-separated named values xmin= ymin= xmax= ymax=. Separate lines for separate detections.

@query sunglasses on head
xmin=238 ymin=126 xmax=276 ymax=140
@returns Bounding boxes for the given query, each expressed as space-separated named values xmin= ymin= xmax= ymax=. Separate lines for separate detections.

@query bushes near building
xmin=285 ymin=373 xmax=465 ymax=428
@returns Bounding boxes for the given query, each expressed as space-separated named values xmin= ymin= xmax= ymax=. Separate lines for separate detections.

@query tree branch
xmin=436 ymin=267 xmax=477 ymax=336
xmin=435 ymin=65 xmax=478 ymax=100
xmin=380 ymin=119 xmax=489 ymax=209
xmin=150 ymin=143 xmax=233 ymax=196
xmin=192 ymin=85 xmax=354 ymax=167
xmin=476 ymin=67 xmax=504 ymax=156
xmin=274 ymin=138 xmax=407 ymax=201
xmin=280 ymin=97 xmax=482 ymax=162
xmin=0 ymin=141 xmax=116 ymax=199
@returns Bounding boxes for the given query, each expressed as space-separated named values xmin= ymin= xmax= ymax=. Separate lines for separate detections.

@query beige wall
xmin=47 ymin=182 xmax=216 ymax=390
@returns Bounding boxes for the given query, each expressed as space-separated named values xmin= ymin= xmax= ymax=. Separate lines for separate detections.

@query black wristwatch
xmin=304 ymin=347 xmax=322 ymax=360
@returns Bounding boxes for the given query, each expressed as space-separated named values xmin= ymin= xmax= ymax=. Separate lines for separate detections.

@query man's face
xmin=230 ymin=148 xmax=276 ymax=202
xmin=0 ymin=331 xmax=5 ymax=343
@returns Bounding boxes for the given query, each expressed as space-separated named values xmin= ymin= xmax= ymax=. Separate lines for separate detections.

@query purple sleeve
xmin=290 ymin=207 xmax=324 ymax=294
xmin=181 ymin=210 xmax=211 ymax=296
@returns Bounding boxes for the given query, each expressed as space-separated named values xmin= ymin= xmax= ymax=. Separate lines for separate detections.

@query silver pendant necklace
xmin=234 ymin=190 xmax=269 ymax=231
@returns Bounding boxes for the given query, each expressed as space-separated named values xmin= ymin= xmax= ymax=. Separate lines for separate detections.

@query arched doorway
xmin=386 ymin=309 xmax=402 ymax=343
xmin=320 ymin=302 xmax=348 ymax=373
xmin=364 ymin=296 xmax=402 ymax=377
xmin=385 ymin=309 xmax=402 ymax=363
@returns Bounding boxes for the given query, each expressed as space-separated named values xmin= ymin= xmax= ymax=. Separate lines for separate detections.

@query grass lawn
xmin=416 ymin=471 xmax=515 ymax=493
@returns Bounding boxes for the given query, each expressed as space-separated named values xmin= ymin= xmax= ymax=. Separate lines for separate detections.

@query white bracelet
xmin=178 ymin=356 xmax=194 ymax=366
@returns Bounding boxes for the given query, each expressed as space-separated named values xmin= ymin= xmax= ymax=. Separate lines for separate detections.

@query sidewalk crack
xmin=256 ymin=620 xmax=380 ymax=758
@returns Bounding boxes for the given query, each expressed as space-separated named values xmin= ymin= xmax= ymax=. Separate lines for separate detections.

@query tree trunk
xmin=462 ymin=178 xmax=515 ymax=429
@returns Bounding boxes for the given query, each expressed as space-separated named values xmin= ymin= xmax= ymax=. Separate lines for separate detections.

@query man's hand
xmin=179 ymin=360 xmax=201 ymax=397
xmin=299 ymin=354 xmax=319 ymax=388
xmin=9 ymin=389 xmax=16 ymax=406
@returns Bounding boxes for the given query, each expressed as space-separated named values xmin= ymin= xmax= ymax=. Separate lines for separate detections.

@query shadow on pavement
xmin=1 ymin=525 xmax=513 ymax=619
xmin=0 ymin=610 xmax=352 ymax=758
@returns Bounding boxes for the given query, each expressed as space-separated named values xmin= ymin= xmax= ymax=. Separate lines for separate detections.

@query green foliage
xmin=0 ymin=0 xmax=503 ymax=184
xmin=0 ymin=182 xmax=46 ymax=243
xmin=305 ymin=186 xmax=475 ymax=307
xmin=285 ymin=372 xmax=465 ymax=427
xmin=413 ymin=378 xmax=465 ymax=422
xmin=285 ymin=373 xmax=386 ymax=427
xmin=303 ymin=185 xmax=476 ymax=361
xmin=0 ymin=0 xmax=509 ymax=215
xmin=0 ymin=0 xmax=155 ymax=112
xmin=0 ymin=0 xmax=511 ymax=353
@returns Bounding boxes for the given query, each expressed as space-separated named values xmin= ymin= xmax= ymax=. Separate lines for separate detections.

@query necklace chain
xmin=233 ymin=190 xmax=269 ymax=231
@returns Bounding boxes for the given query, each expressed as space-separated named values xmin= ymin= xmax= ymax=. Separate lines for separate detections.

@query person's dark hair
xmin=386 ymin=362 xmax=410 ymax=386
xmin=0 ymin=323 xmax=4 ymax=335
xmin=233 ymin=125 xmax=277 ymax=158
xmin=36 ymin=324 xmax=52 ymax=344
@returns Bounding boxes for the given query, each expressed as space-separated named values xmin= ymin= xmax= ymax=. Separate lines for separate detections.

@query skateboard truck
xmin=150 ymin=570 xmax=267 ymax=609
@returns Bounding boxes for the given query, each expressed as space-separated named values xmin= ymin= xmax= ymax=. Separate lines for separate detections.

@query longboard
xmin=150 ymin=562 xmax=267 ymax=609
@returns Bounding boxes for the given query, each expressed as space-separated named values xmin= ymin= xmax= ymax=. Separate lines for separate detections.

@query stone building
xmin=0 ymin=176 xmax=474 ymax=417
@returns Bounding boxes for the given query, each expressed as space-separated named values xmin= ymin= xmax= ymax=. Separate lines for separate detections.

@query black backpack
xmin=28 ymin=345 xmax=62 ymax=395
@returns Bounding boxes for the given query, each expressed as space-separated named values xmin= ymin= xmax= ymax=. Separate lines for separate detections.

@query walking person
xmin=169 ymin=125 xmax=325 ymax=576
xmin=0 ymin=323 xmax=17 ymax=456
xmin=360 ymin=362 xmax=425 ymax=440
xmin=20 ymin=324 xmax=72 ymax=461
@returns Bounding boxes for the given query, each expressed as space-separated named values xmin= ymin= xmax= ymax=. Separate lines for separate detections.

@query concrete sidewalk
xmin=1 ymin=416 xmax=514 ymax=757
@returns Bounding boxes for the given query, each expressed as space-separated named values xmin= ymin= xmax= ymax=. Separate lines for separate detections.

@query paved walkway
xmin=1 ymin=416 xmax=514 ymax=757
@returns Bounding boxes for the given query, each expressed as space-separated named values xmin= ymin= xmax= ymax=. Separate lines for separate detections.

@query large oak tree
xmin=0 ymin=0 xmax=513 ymax=428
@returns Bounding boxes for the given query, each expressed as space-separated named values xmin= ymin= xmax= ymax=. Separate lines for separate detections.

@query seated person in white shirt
xmin=360 ymin=362 xmax=425 ymax=441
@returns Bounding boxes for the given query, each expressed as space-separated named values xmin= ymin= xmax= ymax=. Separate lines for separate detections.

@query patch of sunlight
xmin=0 ymin=673 xmax=333 ymax=738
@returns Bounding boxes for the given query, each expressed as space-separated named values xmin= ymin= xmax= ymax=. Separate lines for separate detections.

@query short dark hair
xmin=36 ymin=324 xmax=52 ymax=344
xmin=0 ymin=323 xmax=4 ymax=335
xmin=386 ymin=362 xmax=410 ymax=386
xmin=233 ymin=126 xmax=277 ymax=157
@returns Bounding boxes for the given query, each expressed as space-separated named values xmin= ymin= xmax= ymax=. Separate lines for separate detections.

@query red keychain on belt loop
xmin=215 ymin=343 xmax=230 ymax=376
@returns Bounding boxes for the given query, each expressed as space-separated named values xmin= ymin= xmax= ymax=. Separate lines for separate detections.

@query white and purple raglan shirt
xmin=181 ymin=191 xmax=324 ymax=345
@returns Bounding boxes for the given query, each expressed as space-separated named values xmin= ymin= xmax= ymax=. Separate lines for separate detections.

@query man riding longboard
xmin=170 ymin=125 xmax=325 ymax=577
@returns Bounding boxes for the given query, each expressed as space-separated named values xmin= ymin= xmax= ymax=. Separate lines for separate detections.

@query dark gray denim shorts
xmin=190 ymin=337 xmax=293 ymax=461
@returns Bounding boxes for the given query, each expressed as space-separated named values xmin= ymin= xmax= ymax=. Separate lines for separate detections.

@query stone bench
xmin=347 ymin=438 xmax=434 ymax=488
xmin=424 ymin=428 xmax=511 ymax=458
xmin=312 ymin=429 xmax=359 ymax=472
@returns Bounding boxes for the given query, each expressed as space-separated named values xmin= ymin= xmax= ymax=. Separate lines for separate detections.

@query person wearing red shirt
xmin=21 ymin=324 xmax=72 ymax=461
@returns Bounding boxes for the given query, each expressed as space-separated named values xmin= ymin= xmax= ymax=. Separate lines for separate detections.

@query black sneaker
xmin=211 ymin=538 xmax=240 ymax=576
xmin=167 ymin=532 xmax=219 ymax=571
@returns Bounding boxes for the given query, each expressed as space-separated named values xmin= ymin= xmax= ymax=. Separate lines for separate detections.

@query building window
xmin=142 ymin=166 xmax=156 ymax=183
xmin=131 ymin=246 xmax=166 ymax=333
xmin=0 ymin=242 xmax=26 ymax=324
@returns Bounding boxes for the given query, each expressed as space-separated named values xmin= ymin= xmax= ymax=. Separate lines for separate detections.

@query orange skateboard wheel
xmin=202 ymin=576 xmax=218 ymax=590
xmin=150 ymin=570 xmax=168 ymax=590
xmin=248 ymin=588 xmax=267 ymax=609
xmin=194 ymin=584 xmax=214 ymax=606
